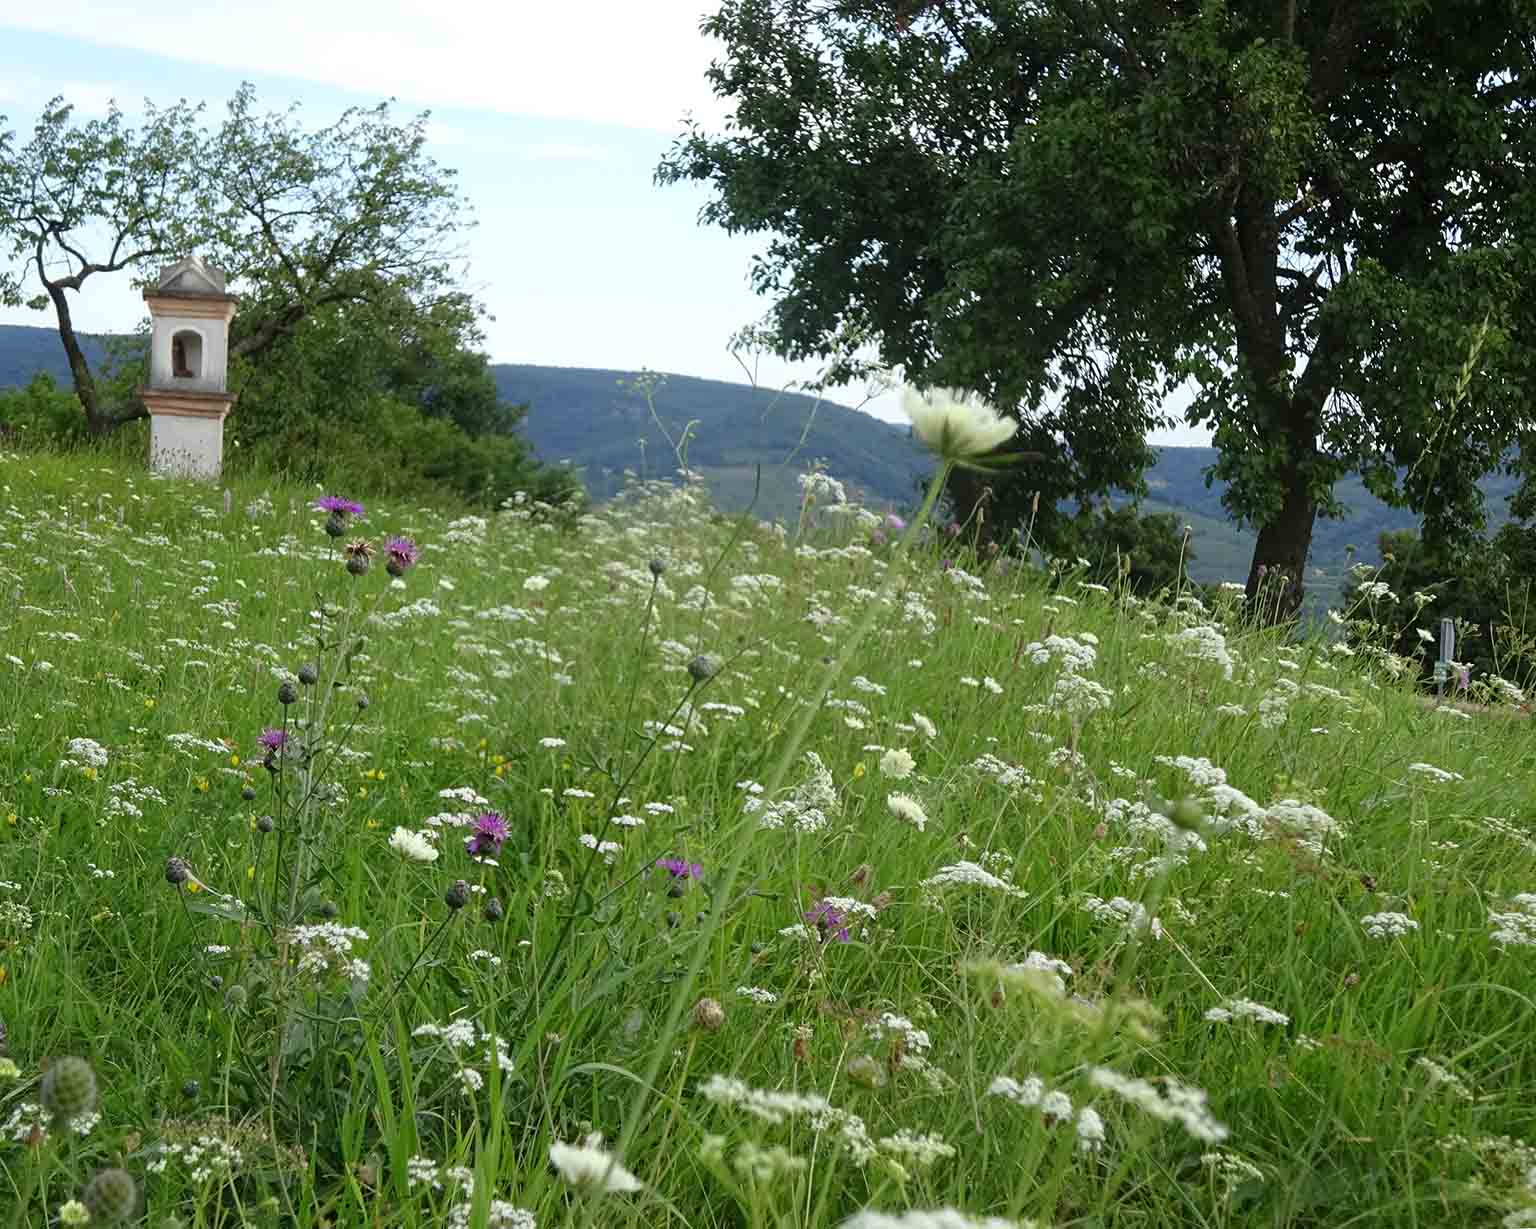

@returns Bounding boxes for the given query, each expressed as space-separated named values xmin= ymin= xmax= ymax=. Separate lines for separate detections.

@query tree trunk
xmin=1244 ymin=460 xmax=1316 ymax=621
xmin=45 ymin=282 xmax=108 ymax=436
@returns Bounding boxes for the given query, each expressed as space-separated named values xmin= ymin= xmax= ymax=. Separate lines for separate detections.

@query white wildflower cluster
xmin=1023 ymin=634 xmax=1097 ymax=673
xmin=1204 ymin=998 xmax=1290 ymax=1027
xmin=698 ymin=1075 xmax=832 ymax=1122
xmin=549 ymin=1133 xmax=642 ymax=1193
xmin=887 ymin=792 xmax=929 ymax=831
xmin=1087 ymin=1067 xmax=1228 ymax=1143
xmin=1050 ymin=672 xmax=1114 ymax=718
xmin=880 ymin=747 xmax=916 ymax=779
xmin=1201 ymin=1150 xmax=1266 ymax=1194
xmin=1155 ymin=755 xmax=1227 ymax=789
xmin=1263 ymin=799 xmax=1344 ymax=856
xmin=865 ymin=1012 xmax=932 ymax=1056
xmin=1489 ymin=894 xmax=1536 ymax=948
xmin=987 ymin=1076 xmax=1105 ymax=1153
xmin=748 ymin=751 xmax=838 ymax=833
xmin=446 ymin=1200 xmax=534 ymax=1229
xmin=968 ymin=753 xmax=1040 ymax=795
xmin=1081 ymin=895 xmax=1158 ymax=937
xmin=921 ymin=861 xmax=1027 ymax=899
xmin=62 ymin=736 xmax=108 ymax=770
xmin=1407 ymin=761 xmax=1465 ymax=784
xmin=1361 ymin=911 xmax=1419 ymax=940
xmin=841 ymin=1210 xmax=1035 ymax=1229
xmin=286 ymin=923 xmax=370 ymax=987
xmin=147 ymin=1135 xmax=244 ymax=1183
xmin=1166 ymin=624 xmax=1235 ymax=679
xmin=1257 ymin=677 xmax=1298 ymax=729
xmin=3 ymin=1100 xmax=100 ymax=1143
xmin=1414 ymin=1057 xmax=1474 ymax=1101
xmin=717 ymin=1138 xmax=809 ymax=1181
xmin=736 ymin=986 xmax=779 ymax=1005
xmin=875 ymin=1129 xmax=957 ymax=1169
xmin=413 ymin=1018 xmax=516 ymax=1097
xmin=388 ymin=826 xmax=439 ymax=862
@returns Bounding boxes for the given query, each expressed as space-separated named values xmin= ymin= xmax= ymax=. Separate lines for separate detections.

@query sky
xmin=0 ymin=4 xmax=1207 ymax=445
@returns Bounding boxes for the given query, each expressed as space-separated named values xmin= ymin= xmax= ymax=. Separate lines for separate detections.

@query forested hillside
xmin=2 ymin=324 xmax=1520 ymax=601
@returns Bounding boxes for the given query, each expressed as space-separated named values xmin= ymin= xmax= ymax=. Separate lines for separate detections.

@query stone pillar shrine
xmin=141 ymin=257 xmax=238 ymax=479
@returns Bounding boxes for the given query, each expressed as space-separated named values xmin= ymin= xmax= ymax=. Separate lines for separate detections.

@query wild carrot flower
xmin=549 ymin=1133 xmax=643 ymax=1193
xmin=465 ymin=812 xmax=509 ymax=857
xmin=389 ymin=828 xmax=439 ymax=863
xmin=901 ymin=386 xmax=1017 ymax=465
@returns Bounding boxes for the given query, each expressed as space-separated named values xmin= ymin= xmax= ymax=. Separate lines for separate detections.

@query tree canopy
xmin=659 ymin=0 xmax=1536 ymax=615
xmin=0 ymin=84 xmax=467 ymax=436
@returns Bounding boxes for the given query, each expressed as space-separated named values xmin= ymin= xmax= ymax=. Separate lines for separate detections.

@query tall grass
xmin=0 ymin=449 xmax=1534 ymax=1228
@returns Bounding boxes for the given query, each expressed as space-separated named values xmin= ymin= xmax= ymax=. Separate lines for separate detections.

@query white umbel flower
xmin=549 ymin=1133 xmax=642 ymax=1193
xmin=887 ymin=792 xmax=929 ymax=831
xmin=388 ymin=827 xmax=439 ymax=863
xmin=901 ymin=386 xmax=1017 ymax=464
xmin=880 ymin=748 xmax=916 ymax=779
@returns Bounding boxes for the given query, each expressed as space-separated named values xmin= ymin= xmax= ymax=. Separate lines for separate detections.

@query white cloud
xmin=1 ymin=2 xmax=729 ymax=133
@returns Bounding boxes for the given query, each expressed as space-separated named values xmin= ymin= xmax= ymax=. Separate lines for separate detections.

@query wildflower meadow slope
xmin=1 ymin=449 xmax=1535 ymax=1228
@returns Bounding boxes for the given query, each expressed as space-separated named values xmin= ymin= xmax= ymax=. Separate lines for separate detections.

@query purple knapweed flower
xmin=384 ymin=536 xmax=419 ymax=576
xmin=464 ymin=811 xmax=510 ymax=857
xmin=885 ymin=513 xmax=906 ymax=531
xmin=256 ymin=728 xmax=290 ymax=753
xmin=656 ymin=856 xmax=704 ymax=881
xmin=804 ymin=899 xmax=851 ymax=944
xmin=314 ymin=495 xmax=365 ymax=519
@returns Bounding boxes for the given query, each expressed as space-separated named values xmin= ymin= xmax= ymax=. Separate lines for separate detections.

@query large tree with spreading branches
xmin=659 ymin=0 xmax=1536 ymax=614
xmin=0 ymin=84 xmax=466 ymax=436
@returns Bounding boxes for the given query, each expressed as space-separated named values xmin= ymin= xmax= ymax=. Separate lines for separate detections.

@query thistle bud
xmin=256 ymin=814 xmax=274 ymax=834
xmin=691 ymin=997 xmax=725 ymax=1033
xmin=83 ymin=1167 xmax=139 ymax=1223
xmin=277 ymin=681 xmax=299 ymax=706
xmin=346 ymin=552 xmax=370 ymax=576
xmin=40 ymin=1056 xmax=96 ymax=1124
xmin=648 ymin=557 xmax=667 ymax=577
xmin=482 ymin=897 xmax=505 ymax=923
xmin=324 ymin=512 xmax=347 ymax=539
xmin=297 ymin=663 xmax=319 ymax=686
xmin=845 ymin=1055 xmax=887 ymax=1089
xmin=444 ymin=880 xmax=471 ymax=911
xmin=686 ymin=653 xmax=721 ymax=683
xmin=240 ymin=785 xmax=257 ymax=802
xmin=165 ymin=857 xmax=191 ymax=886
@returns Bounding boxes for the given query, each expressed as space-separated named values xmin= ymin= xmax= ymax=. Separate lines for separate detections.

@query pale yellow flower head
xmin=900 ymin=385 xmax=1017 ymax=464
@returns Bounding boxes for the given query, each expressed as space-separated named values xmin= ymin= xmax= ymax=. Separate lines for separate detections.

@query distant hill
xmin=2 ymin=323 xmax=1521 ymax=603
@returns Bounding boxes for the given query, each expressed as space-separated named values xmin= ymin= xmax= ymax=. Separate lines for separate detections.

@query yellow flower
xmin=852 ymin=762 xmax=866 ymax=780
xmin=195 ymin=777 xmax=209 ymax=794
xmin=143 ymin=698 xmax=156 ymax=710
xmin=357 ymin=786 xmax=369 ymax=799
xmin=230 ymin=754 xmax=240 ymax=768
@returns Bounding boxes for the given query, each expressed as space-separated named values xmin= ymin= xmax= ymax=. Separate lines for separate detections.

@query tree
xmin=0 ymin=85 xmax=466 ymax=435
xmin=659 ymin=0 xmax=1536 ymax=618
xmin=0 ymin=98 xmax=204 ymax=433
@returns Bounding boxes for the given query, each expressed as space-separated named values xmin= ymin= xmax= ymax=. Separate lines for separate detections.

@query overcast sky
xmin=0 ymin=4 xmax=1207 ymax=445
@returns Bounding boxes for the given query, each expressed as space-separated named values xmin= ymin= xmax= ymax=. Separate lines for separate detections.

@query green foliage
xmin=1341 ymin=527 xmax=1536 ymax=695
xmin=0 ymin=83 xmax=466 ymax=435
xmin=661 ymin=0 xmax=1536 ymax=612
xmin=0 ymin=373 xmax=87 ymax=442
xmin=1048 ymin=502 xmax=1195 ymax=598
xmin=4 ymin=458 xmax=1536 ymax=1225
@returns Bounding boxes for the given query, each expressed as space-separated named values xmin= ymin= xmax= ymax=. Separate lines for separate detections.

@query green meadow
xmin=2 ymin=449 xmax=1535 ymax=1228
